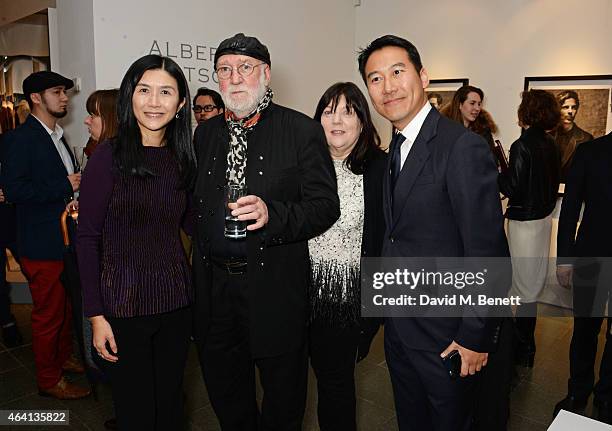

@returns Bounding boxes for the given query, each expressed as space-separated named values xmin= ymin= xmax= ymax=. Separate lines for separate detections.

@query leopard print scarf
xmin=225 ymin=87 xmax=274 ymax=187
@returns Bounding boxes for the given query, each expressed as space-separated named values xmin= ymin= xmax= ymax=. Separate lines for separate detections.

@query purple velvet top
xmin=76 ymin=141 xmax=192 ymax=318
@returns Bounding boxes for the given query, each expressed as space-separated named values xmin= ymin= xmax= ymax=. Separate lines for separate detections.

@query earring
xmin=175 ymin=112 xmax=180 ymax=119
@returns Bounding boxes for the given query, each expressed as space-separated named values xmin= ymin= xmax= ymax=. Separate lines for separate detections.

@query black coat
xmin=192 ymin=103 xmax=340 ymax=358
xmin=0 ymin=134 xmax=17 ymax=247
xmin=358 ymin=149 xmax=387 ymax=336
xmin=498 ymin=127 xmax=561 ymax=221
xmin=0 ymin=115 xmax=74 ymax=260
xmin=382 ymin=108 xmax=509 ymax=353
xmin=360 ymin=149 xmax=387 ymax=259
xmin=557 ymin=132 xmax=612 ymax=260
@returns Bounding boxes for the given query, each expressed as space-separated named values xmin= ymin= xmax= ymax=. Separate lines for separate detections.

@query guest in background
xmin=441 ymin=85 xmax=499 ymax=156
xmin=428 ymin=92 xmax=443 ymax=110
xmin=0 ymin=184 xmax=22 ymax=347
xmin=77 ymin=55 xmax=196 ymax=431
xmin=498 ymin=89 xmax=561 ymax=368
xmin=554 ymin=131 xmax=612 ymax=424
xmin=0 ymin=120 xmax=23 ymax=347
xmin=1 ymin=71 xmax=87 ymax=400
xmin=15 ymin=100 xmax=31 ymax=125
xmin=192 ymin=87 xmax=224 ymax=125
xmin=83 ymin=89 xmax=119 ymax=157
xmin=310 ymin=82 xmax=385 ymax=431
xmin=68 ymin=89 xmax=120 ymax=408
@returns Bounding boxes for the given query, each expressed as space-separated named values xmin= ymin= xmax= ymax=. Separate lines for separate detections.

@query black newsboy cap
xmin=214 ymin=33 xmax=271 ymax=68
xmin=23 ymin=71 xmax=73 ymax=99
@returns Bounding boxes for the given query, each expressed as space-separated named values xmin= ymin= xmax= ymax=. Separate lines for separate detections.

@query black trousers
xmin=197 ymin=265 xmax=308 ymax=431
xmin=474 ymin=317 xmax=514 ymax=431
xmin=105 ymin=307 xmax=192 ymax=431
xmin=385 ymin=321 xmax=478 ymax=431
xmin=309 ymin=318 xmax=360 ymax=431
xmin=569 ymin=259 xmax=612 ymax=402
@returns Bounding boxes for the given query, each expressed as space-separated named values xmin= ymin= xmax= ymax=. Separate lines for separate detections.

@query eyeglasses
xmin=193 ymin=104 xmax=218 ymax=113
xmin=215 ymin=62 xmax=265 ymax=80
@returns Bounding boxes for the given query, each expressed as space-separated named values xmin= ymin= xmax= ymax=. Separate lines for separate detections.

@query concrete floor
xmin=0 ymin=305 xmax=609 ymax=430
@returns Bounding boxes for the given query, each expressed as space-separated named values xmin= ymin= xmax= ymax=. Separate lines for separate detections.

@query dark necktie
xmin=390 ymin=132 xmax=406 ymax=190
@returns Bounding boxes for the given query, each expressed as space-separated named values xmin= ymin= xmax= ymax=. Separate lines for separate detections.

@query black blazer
xmin=359 ymin=149 xmax=386 ymax=335
xmin=361 ymin=148 xmax=387 ymax=259
xmin=558 ymin=132 xmax=612 ymax=260
xmin=0 ymin=134 xmax=17 ymax=247
xmin=0 ymin=203 xmax=17 ymax=247
xmin=382 ymin=108 xmax=509 ymax=353
xmin=0 ymin=115 xmax=74 ymax=260
xmin=192 ymin=103 xmax=340 ymax=358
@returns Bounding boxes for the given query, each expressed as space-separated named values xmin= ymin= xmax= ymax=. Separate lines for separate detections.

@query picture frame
xmin=524 ymin=75 xmax=612 ymax=311
xmin=525 ymin=75 xmax=612 ymax=190
xmin=425 ymin=78 xmax=469 ymax=111
xmin=524 ymin=75 xmax=612 ymax=140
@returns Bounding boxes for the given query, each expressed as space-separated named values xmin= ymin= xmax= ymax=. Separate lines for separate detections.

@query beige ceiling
xmin=0 ymin=0 xmax=55 ymax=28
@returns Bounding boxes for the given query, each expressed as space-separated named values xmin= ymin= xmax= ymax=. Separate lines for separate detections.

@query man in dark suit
xmin=192 ymin=33 xmax=339 ymax=430
xmin=554 ymin=132 xmax=612 ymax=424
xmin=358 ymin=35 xmax=508 ymax=430
xmin=1 ymin=71 xmax=89 ymax=399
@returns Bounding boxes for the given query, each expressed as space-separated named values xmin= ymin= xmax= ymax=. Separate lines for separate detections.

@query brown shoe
xmin=39 ymin=377 xmax=91 ymax=400
xmin=61 ymin=355 xmax=85 ymax=374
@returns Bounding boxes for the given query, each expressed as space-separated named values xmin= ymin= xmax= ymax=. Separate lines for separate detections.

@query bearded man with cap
xmin=192 ymin=33 xmax=339 ymax=429
xmin=0 ymin=71 xmax=89 ymax=399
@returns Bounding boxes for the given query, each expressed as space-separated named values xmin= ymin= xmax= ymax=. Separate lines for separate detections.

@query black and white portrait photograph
xmin=525 ymin=75 xmax=612 ymax=180
xmin=426 ymin=78 xmax=469 ymax=111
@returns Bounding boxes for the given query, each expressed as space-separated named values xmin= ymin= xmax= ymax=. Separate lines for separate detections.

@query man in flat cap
xmin=0 ymin=71 xmax=89 ymax=399
xmin=192 ymin=33 xmax=339 ymax=429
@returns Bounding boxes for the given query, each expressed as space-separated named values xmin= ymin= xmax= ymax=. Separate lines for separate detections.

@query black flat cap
xmin=214 ymin=33 xmax=271 ymax=67
xmin=23 ymin=71 xmax=73 ymax=100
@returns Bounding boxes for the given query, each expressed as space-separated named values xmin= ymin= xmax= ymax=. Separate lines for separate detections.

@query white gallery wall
xmin=53 ymin=0 xmax=612 ymax=149
xmin=54 ymin=0 xmax=96 ymax=148
xmin=55 ymin=0 xmax=357 ymax=147
xmin=356 ymin=0 xmax=612 ymax=146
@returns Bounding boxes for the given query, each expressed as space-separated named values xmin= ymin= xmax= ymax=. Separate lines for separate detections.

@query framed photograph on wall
xmin=426 ymin=78 xmax=469 ymax=111
xmin=524 ymin=75 xmax=612 ymax=177
xmin=524 ymin=75 xmax=612 ymax=311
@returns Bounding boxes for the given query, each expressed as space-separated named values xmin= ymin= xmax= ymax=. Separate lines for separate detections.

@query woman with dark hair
xmin=441 ymin=85 xmax=499 ymax=155
xmin=310 ymin=82 xmax=385 ymax=430
xmin=498 ymin=89 xmax=561 ymax=367
xmin=84 ymin=89 xmax=119 ymax=157
xmin=76 ymin=54 xmax=196 ymax=431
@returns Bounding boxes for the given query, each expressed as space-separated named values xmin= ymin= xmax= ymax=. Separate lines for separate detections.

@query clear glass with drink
xmin=71 ymin=146 xmax=86 ymax=173
xmin=224 ymin=184 xmax=247 ymax=239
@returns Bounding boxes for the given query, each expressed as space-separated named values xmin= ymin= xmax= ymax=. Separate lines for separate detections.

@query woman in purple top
xmin=76 ymin=55 xmax=196 ymax=431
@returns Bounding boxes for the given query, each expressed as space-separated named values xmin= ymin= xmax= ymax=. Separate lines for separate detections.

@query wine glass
xmin=71 ymin=146 xmax=86 ymax=173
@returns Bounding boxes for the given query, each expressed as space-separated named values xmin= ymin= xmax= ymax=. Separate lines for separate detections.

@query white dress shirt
xmin=32 ymin=114 xmax=74 ymax=175
xmin=397 ymin=102 xmax=432 ymax=169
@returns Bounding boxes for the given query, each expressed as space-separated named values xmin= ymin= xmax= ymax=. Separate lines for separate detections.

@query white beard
xmin=221 ymin=72 xmax=268 ymax=118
